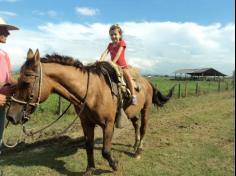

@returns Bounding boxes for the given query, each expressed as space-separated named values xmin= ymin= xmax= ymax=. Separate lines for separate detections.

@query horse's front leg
xmin=131 ymin=116 xmax=140 ymax=152
xmin=102 ymin=121 xmax=118 ymax=171
xmin=81 ymin=120 xmax=96 ymax=175
xmin=135 ymin=105 xmax=149 ymax=159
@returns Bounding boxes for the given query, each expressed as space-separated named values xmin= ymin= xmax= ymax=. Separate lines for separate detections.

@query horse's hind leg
xmin=81 ymin=120 xmax=96 ymax=174
xmin=131 ymin=116 xmax=140 ymax=151
xmin=135 ymin=105 xmax=149 ymax=159
xmin=102 ymin=121 xmax=118 ymax=171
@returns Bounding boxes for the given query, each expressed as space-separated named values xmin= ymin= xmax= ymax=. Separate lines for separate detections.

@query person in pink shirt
xmin=99 ymin=24 xmax=137 ymax=105
xmin=0 ymin=17 xmax=19 ymax=154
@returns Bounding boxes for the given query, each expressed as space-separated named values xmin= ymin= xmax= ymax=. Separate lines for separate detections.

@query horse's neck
xmin=43 ymin=63 xmax=89 ymax=105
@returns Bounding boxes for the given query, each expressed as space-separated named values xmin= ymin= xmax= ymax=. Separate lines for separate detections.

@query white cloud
xmin=47 ymin=10 xmax=57 ymax=18
xmin=32 ymin=10 xmax=57 ymax=18
xmin=75 ymin=7 xmax=98 ymax=16
xmin=1 ymin=21 xmax=235 ymax=75
xmin=0 ymin=11 xmax=17 ymax=17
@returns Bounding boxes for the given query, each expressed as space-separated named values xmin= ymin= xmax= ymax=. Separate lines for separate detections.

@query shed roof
xmin=174 ymin=68 xmax=226 ymax=76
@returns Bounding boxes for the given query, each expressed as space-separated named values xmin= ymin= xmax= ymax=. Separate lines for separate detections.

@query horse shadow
xmin=0 ymin=136 xmax=112 ymax=176
xmin=112 ymin=143 xmax=135 ymax=157
xmin=94 ymin=138 xmax=135 ymax=158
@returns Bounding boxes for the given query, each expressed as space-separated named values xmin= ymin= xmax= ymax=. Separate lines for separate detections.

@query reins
xmin=2 ymin=120 xmax=23 ymax=148
xmin=22 ymin=102 xmax=72 ymax=136
xmin=3 ymin=63 xmax=90 ymax=148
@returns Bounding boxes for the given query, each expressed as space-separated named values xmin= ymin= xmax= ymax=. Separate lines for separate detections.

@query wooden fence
xmin=176 ymin=79 xmax=234 ymax=98
xmin=56 ymin=79 xmax=234 ymax=115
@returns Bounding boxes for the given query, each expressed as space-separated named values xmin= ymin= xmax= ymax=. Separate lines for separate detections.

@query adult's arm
xmin=0 ymin=94 xmax=6 ymax=106
xmin=0 ymin=84 xmax=17 ymax=96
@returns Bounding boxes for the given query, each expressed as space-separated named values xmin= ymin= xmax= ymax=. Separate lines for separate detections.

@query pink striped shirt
xmin=0 ymin=49 xmax=11 ymax=85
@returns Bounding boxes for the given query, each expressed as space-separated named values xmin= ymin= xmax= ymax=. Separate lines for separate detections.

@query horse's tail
xmin=149 ymin=82 xmax=176 ymax=107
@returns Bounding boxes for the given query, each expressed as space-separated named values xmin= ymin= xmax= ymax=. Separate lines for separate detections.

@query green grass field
xmin=147 ymin=76 xmax=234 ymax=97
xmin=0 ymin=88 xmax=234 ymax=176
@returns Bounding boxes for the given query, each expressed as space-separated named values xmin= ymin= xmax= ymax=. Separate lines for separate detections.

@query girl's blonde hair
xmin=109 ymin=24 xmax=123 ymax=39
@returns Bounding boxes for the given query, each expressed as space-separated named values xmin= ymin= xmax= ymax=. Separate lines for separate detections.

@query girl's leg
xmin=123 ymin=68 xmax=135 ymax=96
xmin=123 ymin=69 xmax=137 ymax=104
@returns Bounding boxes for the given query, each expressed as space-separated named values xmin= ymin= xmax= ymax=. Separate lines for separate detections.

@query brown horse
xmin=6 ymin=49 xmax=175 ymax=174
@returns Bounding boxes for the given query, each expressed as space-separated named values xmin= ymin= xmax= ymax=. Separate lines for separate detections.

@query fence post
xmin=178 ymin=83 xmax=181 ymax=98
xmin=184 ymin=81 xmax=188 ymax=97
xmin=195 ymin=82 xmax=199 ymax=96
xmin=208 ymin=81 xmax=211 ymax=93
xmin=225 ymin=81 xmax=229 ymax=90
xmin=57 ymin=96 xmax=62 ymax=115
xmin=218 ymin=79 xmax=221 ymax=92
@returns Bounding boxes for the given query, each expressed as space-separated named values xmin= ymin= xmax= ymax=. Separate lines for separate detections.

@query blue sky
xmin=1 ymin=0 xmax=234 ymax=28
xmin=0 ymin=0 xmax=235 ymax=75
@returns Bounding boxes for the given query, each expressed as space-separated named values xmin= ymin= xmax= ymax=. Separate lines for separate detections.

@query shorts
xmin=120 ymin=65 xmax=128 ymax=69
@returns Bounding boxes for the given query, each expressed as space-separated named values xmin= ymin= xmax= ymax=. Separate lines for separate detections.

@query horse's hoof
xmin=84 ymin=167 xmax=96 ymax=176
xmin=135 ymin=154 xmax=141 ymax=160
xmin=110 ymin=160 xmax=118 ymax=171
xmin=134 ymin=148 xmax=143 ymax=159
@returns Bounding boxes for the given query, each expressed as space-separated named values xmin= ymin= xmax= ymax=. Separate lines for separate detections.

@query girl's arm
xmin=112 ymin=46 xmax=123 ymax=64
xmin=99 ymin=48 xmax=109 ymax=61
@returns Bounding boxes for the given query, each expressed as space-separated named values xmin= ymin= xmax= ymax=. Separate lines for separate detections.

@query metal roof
xmin=174 ymin=69 xmax=200 ymax=74
xmin=174 ymin=68 xmax=226 ymax=76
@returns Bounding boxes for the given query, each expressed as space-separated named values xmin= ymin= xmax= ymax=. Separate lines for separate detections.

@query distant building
xmin=174 ymin=68 xmax=227 ymax=80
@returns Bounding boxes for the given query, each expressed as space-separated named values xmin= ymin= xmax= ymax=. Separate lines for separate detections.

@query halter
xmin=22 ymin=70 xmax=90 ymax=137
xmin=3 ymin=63 xmax=42 ymax=148
xmin=4 ymin=62 xmax=90 ymax=148
xmin=9 ymin=62 xmax=43 ymax=121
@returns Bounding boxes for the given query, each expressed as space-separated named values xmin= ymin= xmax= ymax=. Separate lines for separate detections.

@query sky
xmin=0 ymin=0 xmax=235 ymax=75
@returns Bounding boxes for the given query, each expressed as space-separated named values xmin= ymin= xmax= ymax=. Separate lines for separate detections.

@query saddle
xmin=87 ymin=61 xmax=141 ymax=128
xmin=91 ymin=61 xmax=141 ymax=98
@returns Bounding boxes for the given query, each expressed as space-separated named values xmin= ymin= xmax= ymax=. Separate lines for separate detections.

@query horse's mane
xmin=41 ymin=54 xmax=86 ymax=70
xmin=40 ymin=54 xmax=116 ymax=77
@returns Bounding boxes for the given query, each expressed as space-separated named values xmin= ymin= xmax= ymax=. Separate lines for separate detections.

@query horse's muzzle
xmin=7 ymin=115 xmax=18 ymax=125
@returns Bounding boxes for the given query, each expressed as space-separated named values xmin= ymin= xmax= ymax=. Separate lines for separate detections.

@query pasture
xmin=0 ymin=85 xmax=234 ymax=175
xmin=148 ymin=76 xmax=234 ymax=96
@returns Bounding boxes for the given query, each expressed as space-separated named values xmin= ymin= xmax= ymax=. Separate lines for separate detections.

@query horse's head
xmin=7 ymin=48 xmax=43 ymax=125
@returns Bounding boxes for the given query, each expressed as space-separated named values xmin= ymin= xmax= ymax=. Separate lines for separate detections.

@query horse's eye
xmin=24 ymin=72 xmax=33 ymax=76
xmin=18 ymin=81 xmax=29 ymax=88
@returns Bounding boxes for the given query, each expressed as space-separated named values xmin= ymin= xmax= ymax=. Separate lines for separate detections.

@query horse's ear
xmin=34 ymin=49 xmax=40 ymax=63
xmin=27 ymin=48 xmax=34 ymax=60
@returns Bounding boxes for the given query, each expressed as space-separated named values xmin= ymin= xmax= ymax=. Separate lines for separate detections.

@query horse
xmin=6 ymin=49 xmax=175 ymax=174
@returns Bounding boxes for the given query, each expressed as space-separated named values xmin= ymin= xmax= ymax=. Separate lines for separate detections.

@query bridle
xmin=3 ymin=62 xmax=43 ymax=148
xmin=4 ymin=61 xmax=90 ymax=148
xmin=9 ymin=62 xmax=43 ymax=121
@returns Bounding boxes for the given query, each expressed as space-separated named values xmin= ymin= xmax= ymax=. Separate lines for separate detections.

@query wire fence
xmin=174 ymin=79 xmax=234 ymax=98
xmin=35 ymin=77 xmax=234 ymax=115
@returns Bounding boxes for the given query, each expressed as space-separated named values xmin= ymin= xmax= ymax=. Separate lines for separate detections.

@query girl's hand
xmin=0 ymin=94 xmax=7 ymax=106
